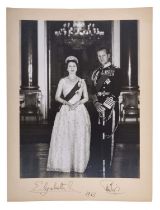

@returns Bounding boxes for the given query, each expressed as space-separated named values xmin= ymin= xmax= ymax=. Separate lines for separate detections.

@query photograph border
xmin=7 ymin=7 xmax=152 ymax=201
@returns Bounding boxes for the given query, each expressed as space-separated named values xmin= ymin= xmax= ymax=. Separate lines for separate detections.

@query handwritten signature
xmin=100 ymin=181 xmax=123 ymax=195
xmin=30 ymin=181 xmax=80 ymax=196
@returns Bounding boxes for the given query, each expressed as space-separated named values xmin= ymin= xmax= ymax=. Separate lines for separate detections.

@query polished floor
xmin=20 ymin=122 xmax=139 ymax=178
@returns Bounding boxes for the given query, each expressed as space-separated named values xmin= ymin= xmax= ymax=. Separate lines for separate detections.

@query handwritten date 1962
xmin=85 ymin=191 xmax=96 ymax=198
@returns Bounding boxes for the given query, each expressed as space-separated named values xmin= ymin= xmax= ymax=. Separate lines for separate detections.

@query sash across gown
xmin=47 ymin=78 xmax=91 ymax=173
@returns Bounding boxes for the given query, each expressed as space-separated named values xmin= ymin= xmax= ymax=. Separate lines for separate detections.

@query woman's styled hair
xmin=65 ymin=56 xmax=79 ymax=71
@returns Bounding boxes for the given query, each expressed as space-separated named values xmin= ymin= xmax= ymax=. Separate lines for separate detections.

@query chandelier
xmin=54 ymin=21 xmax=105 ymax=50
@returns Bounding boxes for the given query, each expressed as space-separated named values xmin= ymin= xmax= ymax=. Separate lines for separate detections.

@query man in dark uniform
xmin=91 ymin=46 xmax=121 ymax=176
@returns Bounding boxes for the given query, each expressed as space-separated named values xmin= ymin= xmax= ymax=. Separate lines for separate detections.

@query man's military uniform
xmin=91 ymin=62 xmax=121 ymax=174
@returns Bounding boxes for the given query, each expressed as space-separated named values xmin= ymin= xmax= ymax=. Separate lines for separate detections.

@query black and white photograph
xmin=7 ymin=7 xmax=152 ymax=202
xmin=20 ymin=19 xmax=140 ymax=178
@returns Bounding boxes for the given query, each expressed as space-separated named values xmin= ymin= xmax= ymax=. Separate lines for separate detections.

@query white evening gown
xmin=47 ymin=81 xmax=91 ymax=173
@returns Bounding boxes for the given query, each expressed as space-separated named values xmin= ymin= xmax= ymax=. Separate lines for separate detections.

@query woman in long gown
xmin=47 ymin=56 xmax=91 ymax=173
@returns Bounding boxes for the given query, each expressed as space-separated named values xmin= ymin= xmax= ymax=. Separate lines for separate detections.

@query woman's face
xmin=67 ymin=61 xmax=77 ymax=75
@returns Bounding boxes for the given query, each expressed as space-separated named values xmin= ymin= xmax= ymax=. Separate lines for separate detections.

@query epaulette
xmin=110 ymin=65 xmax=120 ymax=70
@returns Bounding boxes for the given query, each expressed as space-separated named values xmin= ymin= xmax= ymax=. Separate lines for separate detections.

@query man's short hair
xmin=95 ymin=45 xmax=110 ymax=54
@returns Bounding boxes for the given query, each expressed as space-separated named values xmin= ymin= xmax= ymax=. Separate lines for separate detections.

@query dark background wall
xmin=20 ymin=20 xmax=138 ymax=122
xmin=120 ymin=20 xmax=138 ymax=89
xmin=47 ymin=21 xmax=112 ymax=121
xmin=21 ymin=20 xmax=38 ymax=90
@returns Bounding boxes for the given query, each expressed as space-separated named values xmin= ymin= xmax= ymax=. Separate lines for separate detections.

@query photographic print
xmin=20 ymin=19 xmax=139 ymax=179
xmin=7 ymin=8 xmax=152 ymax=201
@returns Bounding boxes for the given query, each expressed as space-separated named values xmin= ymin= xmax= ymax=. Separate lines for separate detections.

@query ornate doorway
xmin=46 ymin=21 xmax=112 ymax=123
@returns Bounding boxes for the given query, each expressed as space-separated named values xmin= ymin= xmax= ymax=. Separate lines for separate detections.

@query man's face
xmin=97 ymin=49 xmax=109 ymax=66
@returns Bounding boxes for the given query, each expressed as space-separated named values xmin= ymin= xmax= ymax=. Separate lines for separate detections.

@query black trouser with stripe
xmin=98 ymin=101 xmax=119 ymax=169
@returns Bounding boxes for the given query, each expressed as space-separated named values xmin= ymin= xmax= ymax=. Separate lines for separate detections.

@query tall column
xmin=112 ymin=20 xmax=120 ymax=67
xmin=21 ymin=20 xmax=38 ymax=90
xmin=38 ymin=21 xmax=48 ymax=119
xmin=120 ymin=20 xmax=138 ymax=90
